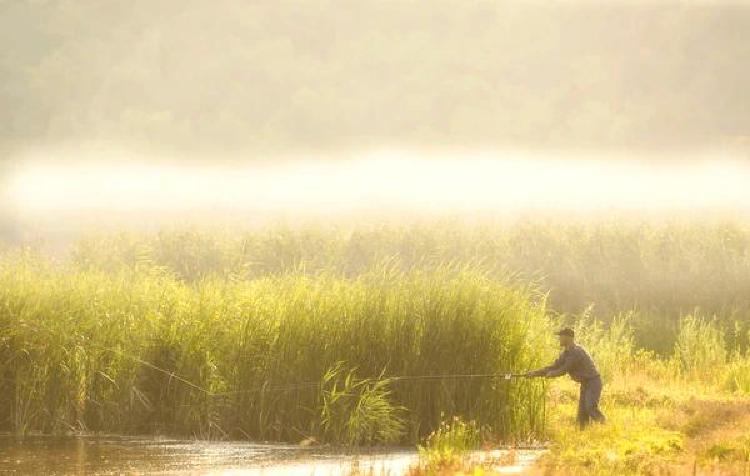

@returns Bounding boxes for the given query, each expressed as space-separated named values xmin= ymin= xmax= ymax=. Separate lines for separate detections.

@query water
xmin=0 ymin=436 xmax=543 ymax=475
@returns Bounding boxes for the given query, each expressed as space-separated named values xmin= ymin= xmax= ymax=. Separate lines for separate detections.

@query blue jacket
xmin=536 ymin=344 xmax=600 ymax=382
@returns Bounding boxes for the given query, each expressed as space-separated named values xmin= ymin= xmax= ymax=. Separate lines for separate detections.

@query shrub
xmin=571 ymin=309 xmax=635 ymax=383
xmin=722 ymin=356 xmax=750 ymax=394
xmin=673 ymin=315 xmax=727 ymax=381
xmin=418 ymin=415 xmax=483 ymax=471
xmin=319 ymin=363 xmax=405 ymax=445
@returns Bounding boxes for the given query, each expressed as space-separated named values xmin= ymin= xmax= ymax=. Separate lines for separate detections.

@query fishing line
xmin=11 ymin=320 xmax=542 ymax=398
xmin=210 ymin=372 xmax=534 ymax=397
xmin=13 ymin=320 xmax=216 ymax=395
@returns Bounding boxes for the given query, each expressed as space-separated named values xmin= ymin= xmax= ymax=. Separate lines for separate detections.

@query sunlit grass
xmin=543 ymin=402 xmax=683 ymax=475
xmin=7 ymin=222 xmax=750 ymax=475
xmin=536 ymin=314 xmax=750 ymax=475
xmin=0 ymin=255 xmax=551 ymax=443
xmin=66 ymin=221 xmax=750 ymax=354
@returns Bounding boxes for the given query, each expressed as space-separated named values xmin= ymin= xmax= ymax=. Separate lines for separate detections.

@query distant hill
xmin=1 ymin=0 xmax=749 ymax=157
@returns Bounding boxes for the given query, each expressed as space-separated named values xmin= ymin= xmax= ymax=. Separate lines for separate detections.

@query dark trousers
xmin=577 ymin=376 xmax=606 ymax=428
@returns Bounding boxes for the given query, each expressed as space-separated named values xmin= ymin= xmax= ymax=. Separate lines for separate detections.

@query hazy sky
xmin=1 ymin=0 xmax=749 ymax=159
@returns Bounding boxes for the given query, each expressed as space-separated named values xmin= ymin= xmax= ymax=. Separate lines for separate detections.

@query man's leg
xmin=585 ymin=377 xmax=606 ymax=424
xmin=577 ymin=381 xmax=590 ymax=429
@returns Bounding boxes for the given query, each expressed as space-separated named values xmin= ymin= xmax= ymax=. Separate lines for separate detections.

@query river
xmin=0 ymin=435 xmax=543 ymax=475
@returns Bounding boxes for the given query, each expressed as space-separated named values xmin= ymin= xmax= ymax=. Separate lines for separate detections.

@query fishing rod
xmin=392 ymin=373 xmax=535 ymax=382
xmin=210 ymin=372 xmax=538 ymax=397
xmin=13 ymin=320 xmax=541 ymax=398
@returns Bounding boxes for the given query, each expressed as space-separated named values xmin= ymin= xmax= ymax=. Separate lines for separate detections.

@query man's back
xmin=547 ymin=344 xmax=600 ymax=382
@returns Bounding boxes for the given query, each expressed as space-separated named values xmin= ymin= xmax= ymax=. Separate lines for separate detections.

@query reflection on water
xmin=0 ymin=436 xmax=542 ymax=475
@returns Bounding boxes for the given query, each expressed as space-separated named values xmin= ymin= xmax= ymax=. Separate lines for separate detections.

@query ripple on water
xmin=0 ymin=436 xmax=543 ymax=475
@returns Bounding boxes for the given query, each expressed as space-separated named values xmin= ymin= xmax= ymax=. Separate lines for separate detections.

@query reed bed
xmin=69 ymin=221 xmax=750 ymax=353
xmin=5 ymin=221 xmax=750 ymax=446
xmin=0 ymin=254 xmax=551 ymax=443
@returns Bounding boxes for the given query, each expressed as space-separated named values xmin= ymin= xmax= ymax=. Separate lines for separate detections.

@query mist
xmin=2 ymin=0 xmax=750 ymax=243
xmin=2 ymin=150 xmax=749 ymax=245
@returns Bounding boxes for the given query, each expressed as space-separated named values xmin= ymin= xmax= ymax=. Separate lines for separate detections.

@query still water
xmin=0 ymin=436 xmax=542 ymax=475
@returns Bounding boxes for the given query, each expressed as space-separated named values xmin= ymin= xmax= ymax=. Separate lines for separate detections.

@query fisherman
xmin=525 ymin=327 xmax=606 ymax=428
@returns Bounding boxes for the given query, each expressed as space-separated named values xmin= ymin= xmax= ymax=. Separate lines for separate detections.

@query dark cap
xmin=555 ymin=327 xmax=575 ymax=338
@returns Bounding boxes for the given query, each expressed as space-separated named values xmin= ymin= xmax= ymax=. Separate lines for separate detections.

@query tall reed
xmin=0 ymin=255 xmax=551 ymax=443
xmin=673 ymin=314 xmax=727 ymax=381
xmin=68 ymin=221 xmax=750 ymax=353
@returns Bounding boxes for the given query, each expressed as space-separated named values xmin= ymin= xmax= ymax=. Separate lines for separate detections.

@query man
xmin=526 ymin=327 xmax=606 ymax=428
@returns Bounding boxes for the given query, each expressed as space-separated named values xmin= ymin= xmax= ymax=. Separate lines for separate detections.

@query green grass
xmin=544 ymin=402 xmax=683 ymax=475
xmin=66 ymin=221 xmax=750 ymax=354
xmin=7 ymin=220 xmax=750 ymax=470
xmin=418 ymin=415 xmax=484 ymax=472
xmin=0 ymin=254 xmax=551 ymax=443
xmin=535 ymin=311 xmax=750 ymax=475
xmin=723 ymin=357 xmax=750 ymax=394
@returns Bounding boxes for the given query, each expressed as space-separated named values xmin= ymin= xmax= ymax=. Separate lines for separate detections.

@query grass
xmin=66 ymin=221 xmax=750 ymax=354
xmin=534 ymin=313 xmax=750 ymax=476
xmin=544 ymin=402 xmax=683 ymax=474
xmin=414 ymin=310 xmax=750 ymax=475
xmin=319 ymin=363 xmax=406 ymax=445
xmin=418 ymin=415 xmax=484 ymax=472
xmin=6 ymin=222 xmax=750 ymax=474
xmin=0 ymin=254 xmax=551 ymax=444
xmin=539 ymin=383 xmax=750 ymax=475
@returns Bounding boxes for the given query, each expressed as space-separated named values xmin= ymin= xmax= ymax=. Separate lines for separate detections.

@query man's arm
xmin=544 ymin=352 xmax=575 ymax=377
xmin=526 ymin=352 xmax=567 ymax=377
